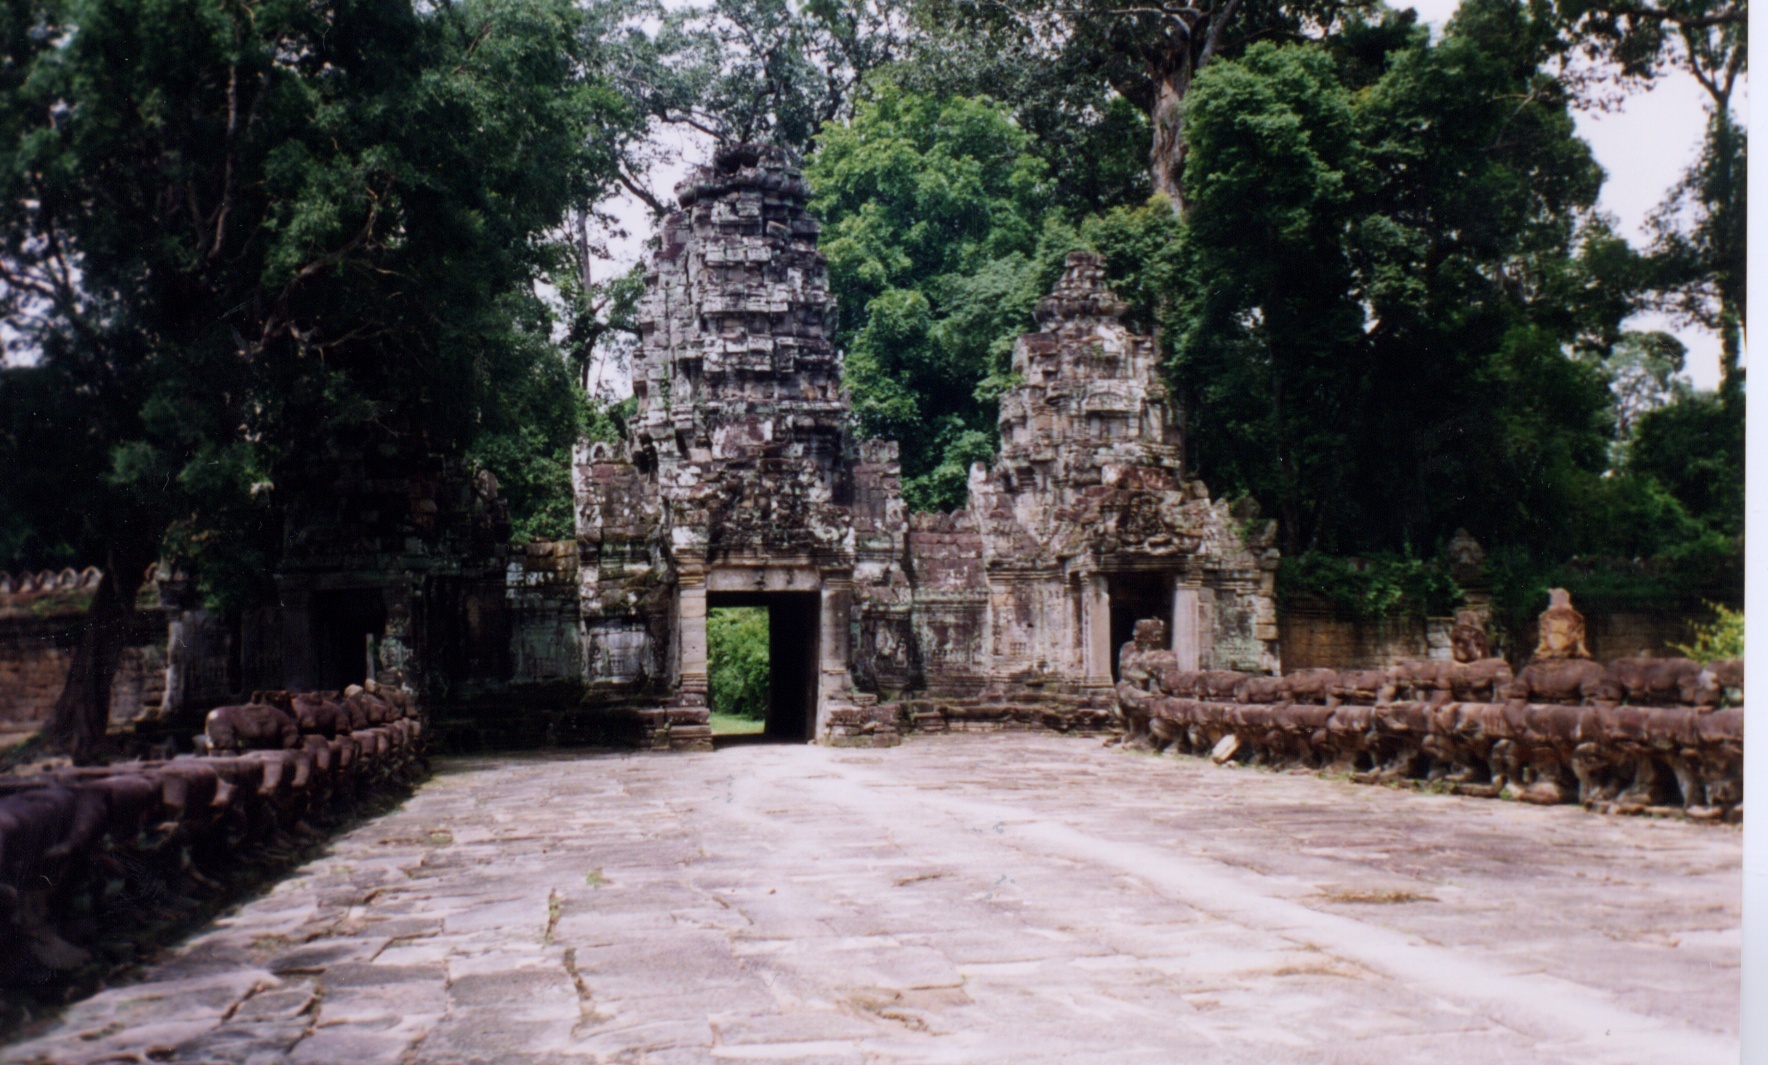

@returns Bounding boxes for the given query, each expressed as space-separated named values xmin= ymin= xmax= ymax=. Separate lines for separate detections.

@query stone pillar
xmin=162 ymin=612 xmax=191 ymax=713
xmin=279 ymin=588 xmax=316 ymax=692
xmin=1084 ymin=573 xmax=1112 ymax=686
xmin=655 ymin=570 xmax=712 ymax=751
xmin=1172 ymin=587 xmax=1202 ymax=673
xmin=378 ymin=586 xmax=416 ymax=690
xmin=816 ymin=575 xmax=854 ymax=737
xmin=676 ymin=575 xmax=709 ymax=704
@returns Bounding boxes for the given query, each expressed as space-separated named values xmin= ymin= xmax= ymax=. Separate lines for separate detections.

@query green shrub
xmin=1674 ymin=602 xmax=1744 ymax=662
xmin=708 ymin=607 xmax=770 ymax=720
xmin=1278 ymin=553 xmax=1462 ymax=619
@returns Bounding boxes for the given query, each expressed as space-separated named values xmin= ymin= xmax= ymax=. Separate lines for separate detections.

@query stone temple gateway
xmin=572 ymin=145 xmax=1279 ymax=749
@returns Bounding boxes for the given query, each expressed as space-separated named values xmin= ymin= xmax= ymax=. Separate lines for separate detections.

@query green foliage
xmin=890 ymin=29 xmax=1153 ymax=213
xmin=1586 ymin=331 xmax=1691 ymax=459
xmin=709 ymin=711 xmax=767 ymax=735
xmin=809 ymin=85 xmax=1067 ymax=510
xmin=1485 ymin=541 xmax=1740 ymax=654
xmin=0 ymin=368 xmax=108 ymax=570
xmin=467 ymin=381 xmax=636 ymax=545
xmin=1628 ymin=390 xmax=1744 ymax=538
xmin=0 ymin=0 xmax=634 ymax=600
xmin=1648 ymin=113 xmax=1745 ymax=402
xmin=708 ymin=607 xmax=770 ymax=720
xmin=912 ymin=0 xmax=1379 ymax=205
xmin=1673 ymin=602 xmax=1744 ymax=662
xmin=1278 ymin=553 xmax=1462 ymax=619
xmin=1172 ymin=1 xmax=1619 ymax=559
xmin=593 ymin=0 xmax=899 ymax=163
xmin=1076 ymin=201 xmax=1185 ymax=335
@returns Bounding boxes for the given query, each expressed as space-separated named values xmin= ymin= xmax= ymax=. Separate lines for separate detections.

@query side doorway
xmin=1106 ymin=574 xmax=1173 ymax=682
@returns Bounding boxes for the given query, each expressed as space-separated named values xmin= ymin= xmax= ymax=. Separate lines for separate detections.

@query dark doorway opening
xmin=311 ymin=589 xmax=386 ymax=692
xmin=707 ymin=590 xmax=820 ymax=743
xmin=1107 ymin=574 xmax=1172 ymax=682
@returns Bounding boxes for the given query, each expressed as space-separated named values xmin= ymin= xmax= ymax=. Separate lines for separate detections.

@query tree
xmin=708 ymin=606 xmax=770 ymax=719
xmin=0 ymin=0 xmax=633 ymax=759
xmin=1172 ymin=0 xmax=1622 ymax=557
xmin=913 ymin=0 xmax=1375 ymax=210
xmin=1648 ymin=111 xmax=1746 ymax=400
xmin=1628 ymin=390 xmax=1743 ymax=536
xmin=1548 ymin=0 xmax=1746 ymax=398
xmin=807 ymin=85 xmax=1069 ymax=510
xmin=587 ymin=0 xmax=903 ymax=221
xmin=889 ymin=26 xmax=1154 ymax=214
xmin=1590 ymin=330 xmax=1691 ymax=454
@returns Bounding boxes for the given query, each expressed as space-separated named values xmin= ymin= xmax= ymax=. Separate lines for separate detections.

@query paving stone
xmin=3 ymin=735 xmax=1741 ymax=1065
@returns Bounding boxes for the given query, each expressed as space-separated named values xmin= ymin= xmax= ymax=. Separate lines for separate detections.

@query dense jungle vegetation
xmin=0 ymin=0 xmax=1745 ymax=748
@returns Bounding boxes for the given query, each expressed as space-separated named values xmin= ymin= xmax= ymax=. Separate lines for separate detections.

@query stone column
xmin=676 ymin=573 xmax=709 ymax=705
xmin=816 ymin=575 xmax=854 ymax=738
xmin=279 ymin=587 xmax=316 ymax=692
xmin=378 ymin=585 xmax=416 ymax=691
xmin=1083 ymin=573 xmax=1112 ymax=686
xmin=656 ymin=569 xmax=713 ymax=750
xmin=162 ymin=612 xmax=191 ymax=713
xmin=1172 ymin=587 xmax=1202 ymax=673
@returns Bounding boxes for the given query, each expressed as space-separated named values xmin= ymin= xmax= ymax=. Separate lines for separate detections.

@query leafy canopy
xmin=0 ymin=0 xmax=633 ymax=602
xmin=1171 ymin=0 xmax=1628 ymax=560
xmin=808 ymin=84 xmax=1070 ymax=510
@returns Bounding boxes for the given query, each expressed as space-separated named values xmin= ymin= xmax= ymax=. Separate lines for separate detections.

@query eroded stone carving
xmin=1533 ymin=587 xmax=1592 ymax=661
xmin=0 ymin=688 xmax=425 ymax=985
xmin=1450 ymin=609 xmax=1490 ymax=663
xmin=1114 ymin=657 xmax=1743 ymax=818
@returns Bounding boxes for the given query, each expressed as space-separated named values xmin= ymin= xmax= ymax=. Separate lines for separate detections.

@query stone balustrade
xmin=0 ymin=567 xmax=105 ymax=600
xmin=1116 ymin=658 xmax=1743 ymax=820
xmin=0 ymin=685 xmax=425 ymax=1014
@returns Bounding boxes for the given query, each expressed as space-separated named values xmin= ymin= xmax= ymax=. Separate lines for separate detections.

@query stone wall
xmin=0 ymin=569 xmax=170 ymax=745
xmin=903 ymin=512 xmax=990 ymax=697
xmin=1278 ymin=600 xmax=1453 ymax=671
xmin=506 ymin=542 xmax=582 ymax=685
xmin=1278 ymin=600 xmax=1703 ymax=672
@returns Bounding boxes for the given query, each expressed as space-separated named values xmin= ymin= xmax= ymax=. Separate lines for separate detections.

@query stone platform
xmin=4 ymin=734 xmax=1740 ymax=1064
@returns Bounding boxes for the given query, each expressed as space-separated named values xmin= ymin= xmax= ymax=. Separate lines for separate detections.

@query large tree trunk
xmin=1148 ymin=59 xmax=1194 ymax=213
xmin=43 ymin=558 xmax=150 ymax=764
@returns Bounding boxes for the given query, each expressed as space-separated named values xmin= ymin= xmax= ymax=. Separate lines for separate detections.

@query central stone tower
xmin=574 ymin=145 xmax=904 ymax=749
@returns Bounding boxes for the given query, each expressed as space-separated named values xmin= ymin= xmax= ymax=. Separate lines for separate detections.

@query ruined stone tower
xmin=968 ymin=252 xmax=1280 ymax=690
xmin=574 ymin=145 xmax=903 ymax=748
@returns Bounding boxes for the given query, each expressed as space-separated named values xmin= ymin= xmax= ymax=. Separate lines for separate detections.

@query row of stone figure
xmin=1115 ymin=627 xmax=1743 ymax=819
xmin=0 ymin=566 xmax=104 ymax=598
xmin=0 ymin=687 xmax=425 ymax=986
xmin=1126 ymin=654 xmax=1744 ymax=710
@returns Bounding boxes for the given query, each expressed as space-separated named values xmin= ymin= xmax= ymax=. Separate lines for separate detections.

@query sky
xmin=594 ymin=0 xmax=1742 ymax=396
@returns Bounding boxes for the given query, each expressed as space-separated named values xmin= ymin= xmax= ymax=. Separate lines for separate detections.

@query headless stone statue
xmin=1449 ymin=609 xmax=1490 ymax=664
xmin=1532 ymin=588 xmax=1591 ymax=661
xmin=1121 ymin=619 xmax=1171 ymax=686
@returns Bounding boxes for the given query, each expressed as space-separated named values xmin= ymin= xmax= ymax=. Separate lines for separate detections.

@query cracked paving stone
xmin=2 ymin=734 xmax=1742 ymax=1064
